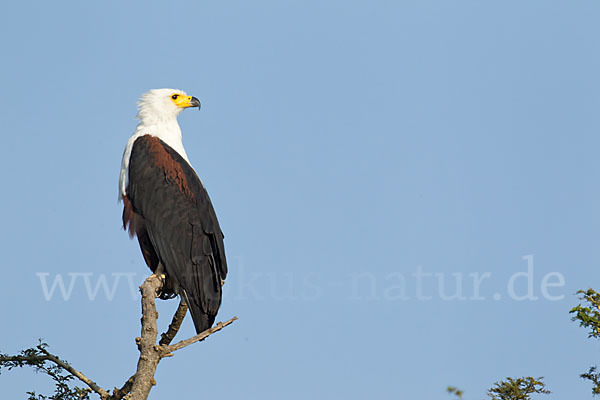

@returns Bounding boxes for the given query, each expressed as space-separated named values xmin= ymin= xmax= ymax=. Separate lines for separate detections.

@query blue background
xmin=1 ymin=1 xmax=599 ymax=399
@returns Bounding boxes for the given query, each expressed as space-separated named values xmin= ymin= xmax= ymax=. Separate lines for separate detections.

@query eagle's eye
xmin=171 ymin=94 xmax=179 ymax=100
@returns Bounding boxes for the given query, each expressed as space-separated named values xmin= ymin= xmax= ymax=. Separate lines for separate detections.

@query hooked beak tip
xmin=190 ymin=96 xmax=201 ymax=109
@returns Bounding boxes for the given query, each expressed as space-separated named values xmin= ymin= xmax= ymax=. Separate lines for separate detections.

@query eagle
xmin=118 ymin=88 xmax=227 ymax=334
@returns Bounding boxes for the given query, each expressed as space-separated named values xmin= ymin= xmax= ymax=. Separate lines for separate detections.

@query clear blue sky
xmin=1 ymin=1 xmax=599 ymax=399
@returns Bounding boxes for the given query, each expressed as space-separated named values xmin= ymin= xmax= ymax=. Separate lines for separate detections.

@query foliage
xmin=5 ymin=287 xmax=600 ymax=399
xmin=0 ymin=341 xmax=91 ymax=400
xmin=570 ymin=289 xmax=600 ymax=339
xmin=570 ymin=288 xmax=600 ymax=395
xmin=486 ymin=377 xmax=549 ymax=400
xmin=580 ymin=366 xmax=600 ymax=397
xmin=447 ymin=386 xmax=464 ymax=399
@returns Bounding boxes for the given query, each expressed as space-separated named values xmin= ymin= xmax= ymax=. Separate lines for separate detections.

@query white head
xmin=120 ymin=88 xmax=198 ymax=199
xmin=136 ymin=88 xmax=201 ymax=124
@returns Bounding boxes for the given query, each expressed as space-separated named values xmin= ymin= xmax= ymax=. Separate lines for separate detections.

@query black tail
xmin=182 ymin=290 xmax=215 ymax=334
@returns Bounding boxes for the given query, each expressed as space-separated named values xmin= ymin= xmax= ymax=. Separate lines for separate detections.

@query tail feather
xmin=182 ymin=290 xmax=215 ymax=334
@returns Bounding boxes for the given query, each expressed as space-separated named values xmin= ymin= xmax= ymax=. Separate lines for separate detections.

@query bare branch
xmin=1 ymin=347 xmax=110 ymax=400
xmin=108 ymin=374 xmax=134 ymax=400
xmin=105 ymin=300 xmax=188 ymax=400
xmin=127 ymin=274 xmax=163 ymax=400
xmin=159 ymin=301 xmax=188 ymax=346
xmin=124 ymin=275 xmax=237 ymax=399
xmin=36 ymin=346 xmax=110 ymax=399
xmin=1 ymin=273 xmax=236 ymax=400
xmin=161 ymin=317 xmax=238 ymax=354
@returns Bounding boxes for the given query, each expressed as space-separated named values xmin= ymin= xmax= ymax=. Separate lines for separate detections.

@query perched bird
xmin=119 ymin=88 xmax=227 ymax=334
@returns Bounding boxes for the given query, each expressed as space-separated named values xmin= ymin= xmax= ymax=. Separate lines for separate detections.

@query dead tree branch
xmin=0 ymin=344 xmax=110 ymax=400
xmin=126 ymin=274 xmax=163 ymax=399
xmin=159 ymin=300 xmax=188 ymax=346
xmin=1 ymin=273 xmax=236 ymax=400
xmin=36 ymin=346 xmax=111 ymax=399
xmin=161 ymin=317 xmax=238 ymax=354
xmin=119 ymin=274 xmax=237 ymax=400
xmin=109 ymin=375 xmax=134 ymax=400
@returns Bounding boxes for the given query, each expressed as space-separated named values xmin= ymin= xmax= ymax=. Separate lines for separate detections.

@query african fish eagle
xmin=118 ymin=88 xmax=227 ymax=334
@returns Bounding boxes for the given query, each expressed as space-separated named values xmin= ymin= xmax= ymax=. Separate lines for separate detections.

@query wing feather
xmin=127 ymin=135 xmax=227 ymax=333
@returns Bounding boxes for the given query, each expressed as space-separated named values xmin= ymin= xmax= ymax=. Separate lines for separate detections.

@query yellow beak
xmin=174 ymin=95 xmax=201 ymax=109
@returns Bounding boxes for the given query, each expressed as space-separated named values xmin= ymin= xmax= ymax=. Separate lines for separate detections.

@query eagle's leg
xmin=152 ymin=263 xmax=166 ymax=279
xmin=148 ymin=263 xmax=166 ymax=298
xmin=151 ymin=263 xmax=177 ymax=300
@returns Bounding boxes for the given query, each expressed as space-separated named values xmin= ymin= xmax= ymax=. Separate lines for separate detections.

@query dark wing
xmin=126 ymin=134 xmax=227 ymax=333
